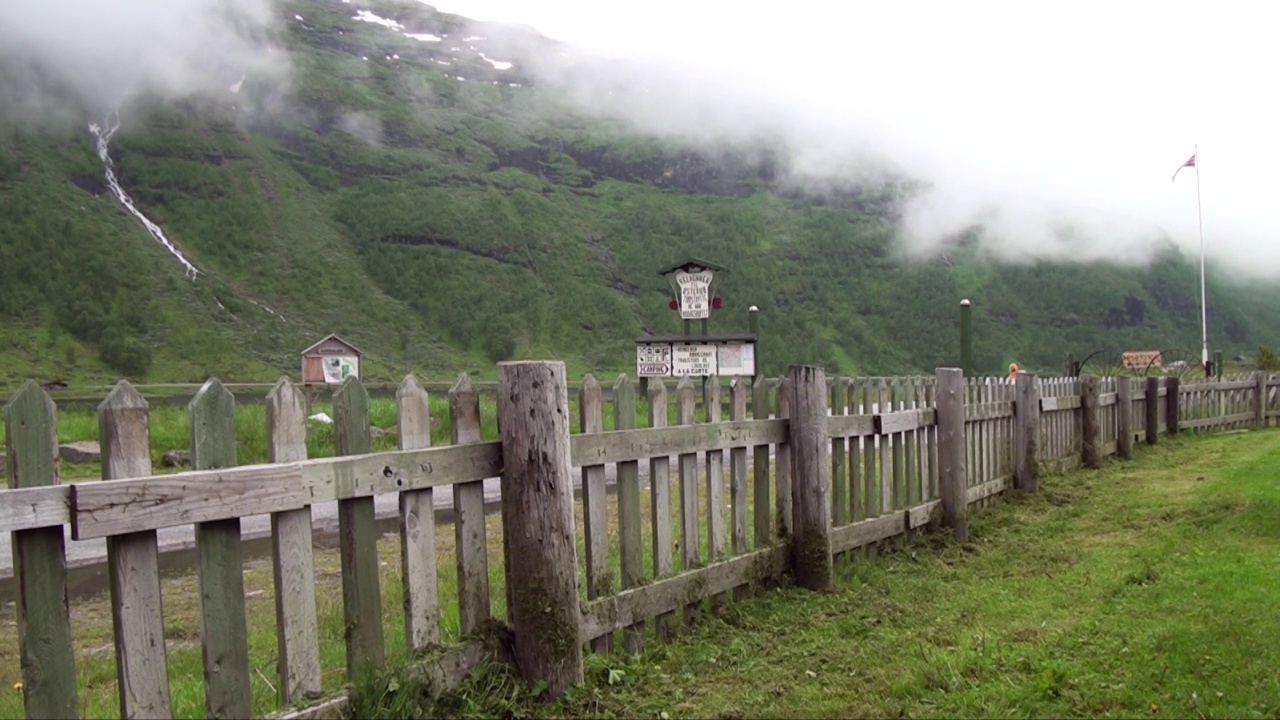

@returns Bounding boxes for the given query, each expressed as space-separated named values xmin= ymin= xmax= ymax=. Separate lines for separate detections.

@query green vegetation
xmin=1 ymin=0 xmax=1277 ymax=393
xmin=356 ymin=430 xmax=1280 ymax=719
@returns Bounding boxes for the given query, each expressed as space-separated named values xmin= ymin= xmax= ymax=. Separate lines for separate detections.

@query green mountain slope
xmin=0 ymin=0 xmax=1275 ymax=391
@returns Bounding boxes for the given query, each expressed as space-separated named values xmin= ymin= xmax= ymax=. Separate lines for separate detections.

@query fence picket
xmin=395 ymin=375 xmax=440 ymax=655
xmin=5 ymin=381 xmax=78 ymax=720
xmin=613 ymin=375 xmax=645 ymax=653
xmin=647 ymin=378 xmax=675 ymax=640
xmin=579 ymin=375 xmax=611 ymax=653
xmin=676 ymin=377 xmax=700 ymax=627
xmin=99 ymin=381 xmax=172 ymax=719
xmin=333 ymin=376 xmax=386 ymax=679
xmin=190 ymin=378 xmax=253 ymax=719
xmin=265 ymin=377 xmax=322 ymax=704
xmin=449 ymin=374 xmax=491 ymax=635
xmin=751 ymin=376 xmax=772 ymax=546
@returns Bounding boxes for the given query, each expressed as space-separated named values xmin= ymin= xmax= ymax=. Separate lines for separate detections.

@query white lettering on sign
xmin=675 ymin=270 xmax=713 ymax=320
xmin=671 ymin=343 xmax=718 ymax=376
xmin=636 ymin=343 xmax=672 ymax=377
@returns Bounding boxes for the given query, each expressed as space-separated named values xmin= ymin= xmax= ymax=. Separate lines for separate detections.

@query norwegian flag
xmin=1172 ymin=153 xmax=1196 ymax=182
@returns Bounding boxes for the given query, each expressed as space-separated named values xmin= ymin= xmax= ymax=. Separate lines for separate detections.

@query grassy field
xmin=369 ymin=429 xmax=1280 ymax=719
xmin=2 ymin=428 xmax=1275 ymax=718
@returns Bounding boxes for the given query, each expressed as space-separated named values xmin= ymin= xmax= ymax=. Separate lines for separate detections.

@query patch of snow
xmin=479 ymin=53 xmax=512 ymax=70
xmin=434 ymin=59 xmax=452 ymax=66
xmin=229 ymin=74 xmax=245 ymax=93
xmin=362 ymin=56 xmax=368 ymax=61
xmin=353 ymin=10 xmax=403 ymax=30
xmin=456 ymin=76 xmax=465 ymax=81
xmin=450 ymin=46 xmax=461 ymax=51
xmin=463 ymin=35 xmax=484 ymax=41
xmin=404 ymin=32 xmax=441 ymax=42
xmin=294 ymin=14 xmax=303 ymax=21
xmin=392 ymin=53 xmax=399 ymax=59
xmin=509 ymin=82 xmax=522 ymax=87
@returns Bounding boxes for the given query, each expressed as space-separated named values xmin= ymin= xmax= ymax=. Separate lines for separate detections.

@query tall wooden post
xmin=1254 ymin=372 xmax=1267 ymax=428
xmin=936 ymin=368 xmax=970 ymax=543
xmin=1081 ymin=376 xmax=1102 ymax=469
xmin=786 ymin=365 xmax=833 ymax=592
xmin=1165 ymin=376 xmax=1181 ymax=435
xmin=1116 ymin=377 xmax=1134 ymax=460
xmin=496 ymin=361 xmax=584 ymax=697
xmin=1145 ymin=377 xmax=1160 ymax=445
xmin=1014 ymin=373 xmax=1039 ymax=492
xmin=959 ymin=300 xmax=973 ymax=375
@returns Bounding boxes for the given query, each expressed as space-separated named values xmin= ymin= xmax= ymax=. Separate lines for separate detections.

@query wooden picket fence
xmin=2 ymin=364 xmax=1278 ymax=719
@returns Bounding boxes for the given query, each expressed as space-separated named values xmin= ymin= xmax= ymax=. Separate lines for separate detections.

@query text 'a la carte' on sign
xmin=635 ymin=334 xmax=757 ymax=378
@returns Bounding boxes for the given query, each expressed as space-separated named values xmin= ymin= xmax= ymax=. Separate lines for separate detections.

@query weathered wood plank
xmin=1014 ymin=373 xmax=1039 ymax=492
xmin=831 ymin=513 xmax=903 ymax=554
xmin=497 ymin=362 xmax=584 ymax=697
xmin=647 ymin=378 xmax=675 ymax=641
xmin=580 ymin=547 xmax=788 ymax=642
xmin=936 ymin=369 xmax=969 ymax=543
xmin=0 ymin=486 xmax=70 ymax=532
xmin=450 ymin=374 xmax=491 ymax=635
xmin=965 ymin=400 xmax=1014 ymax=422
xmin=703 ymin=378 xmax=726 ymax=576
xmin=676 ymin=378 xmax=700 ymax=627
xmin=878 ymin=379 xmax=893 ymax=516
xmin=1116 ymin=377 xmax=1134 ymax=460
xmin=1039 ymin=395 xmax=1082 ymax=412
xmin=72 ymin=465 xmax=309 ymax=539
xmin=966 ymin=476 xmax=1007 ymax=504
xmin=303 ymin=443 xmax=504 ymax=503
xmin=5 ymin=381 xmax=78 ymax=720
xmin=613 ymin=375 xmax=645 ymax=653
xmin=751 ymin=376 xmax=772 ymax=547
xmin=570 ymin=419 xmax=786 ymax=467
xmin=876 ymin=408 xmax=939 ymax=433
xmin=849 ymin=380 xmax=865 ymax=521
xmin=1082 ymin=376 xmax=1102 ymax=469
xmin=788 ymin=365 xmax=833 ymax=591
xmin=190 ymin=378 xmax=252 ymax=720
xmin=1146 ymin=378 xmax=1160 ymax=445
xmin=730 ymin=378 xmax=749 ymax=559
xmin=100 ymin=381 xmax=173 ymax=719
xmin=1183 ymin=413 xmax=1256 ymax=429
xmin=826 ymin=413 xmax=876 ymax=438
xmin=775 ymin=377 xmax=793 ymax=540
xmin=830 ymin=377 xmax=849 ymax=528
xmin=334 ymin=377 xmax=385 ymax=681
xmin=578 ymin=375 xmax=611 ymax=653
xmin=1165 ymin=377 xmax=1181 ymax=435
xmin=266 ymin=377 xmax=322 ymax=705
xmin=1098 ymin=392 xmax=1118 ymax=406
xmin=395 ymin=375 xmax=440 ymax=656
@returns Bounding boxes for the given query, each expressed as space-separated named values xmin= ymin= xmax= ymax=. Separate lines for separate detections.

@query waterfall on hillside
xmin=88 ymin=108 xmax=200 ymax=279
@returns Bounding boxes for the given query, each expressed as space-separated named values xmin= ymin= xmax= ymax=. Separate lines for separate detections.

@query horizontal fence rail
xmin=1 ymin=367 xmax=1275 ymax=718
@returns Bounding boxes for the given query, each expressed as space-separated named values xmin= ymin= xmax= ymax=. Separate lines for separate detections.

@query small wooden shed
xmin=300 ymin=334 xmax=363 ymax=385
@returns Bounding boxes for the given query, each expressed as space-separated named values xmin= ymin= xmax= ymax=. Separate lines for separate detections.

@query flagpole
xmin=1195 ymin=145 xmax=1208 ymax=373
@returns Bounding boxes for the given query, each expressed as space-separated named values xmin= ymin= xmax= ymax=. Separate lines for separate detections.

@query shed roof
xmin=300 ymin=333 xmax=364 ymax=356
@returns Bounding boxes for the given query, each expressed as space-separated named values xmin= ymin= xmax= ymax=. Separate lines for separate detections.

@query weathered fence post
xmin=190 ymin=378 xmax=252 ymax=720
xmin=5 ymin=381 xmax=78 ymax=719
xmin=1117 ymin=377 xmax=1134 ymax=460
xmin=396 ymin=375 xmax=440 ymax=654
xmin=1081 ymin=376 xmax=1102 ymax=469
xmin=1254 ymin=372 xmax=1266 ymax=427
xmin=496 ymin=361 xmax=584 ymax=698
xmin=936 ymin=368 xmax=970 ymax=543
xmin=266 ymin=378 xmax=322 ymax=705
xmin=1014 ymin=373 xmax=1039 ymax=492
xmin=1145 ymin=377 xmax=1160 ymax=445
xmin=101 ymin=381 xmax=172 ymax=719
xmin=786 ymin=365 xmax=833 ymax=592
xmin=775 ymin=376 xmax=793 ymax=540
xmin=1165 ymin=376 xmax=1181 ymax=436
xmin=450 ymin=374 xmax=491 ymax=634
xmin=333 ymin=376 xmax=385 ymax=679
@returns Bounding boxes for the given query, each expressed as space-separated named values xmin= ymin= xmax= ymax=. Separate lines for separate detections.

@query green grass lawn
xmin=376 ymin=429 xmax=1280 ymax=719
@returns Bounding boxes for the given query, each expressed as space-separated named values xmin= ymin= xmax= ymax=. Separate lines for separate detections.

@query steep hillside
xmin=0 ymin=0 xmax=1275 ymax=391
